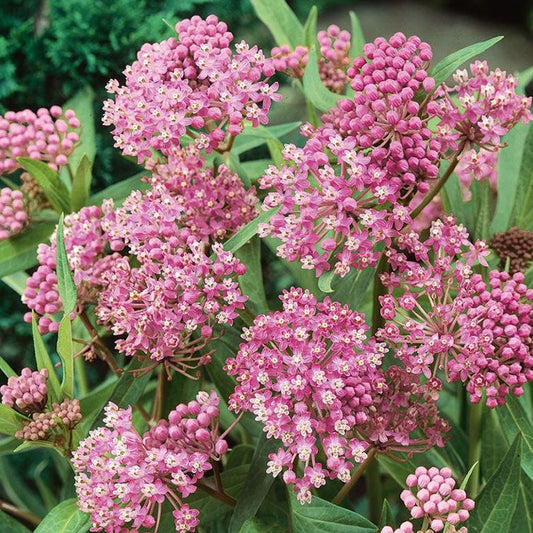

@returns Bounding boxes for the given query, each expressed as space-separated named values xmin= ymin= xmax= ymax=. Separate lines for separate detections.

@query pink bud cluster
xmin=0 ymin=106 xmax=80 ymax=173
xmin=322 ymin=33 xmax=440 ymax=197
xmin=400 ymin=466 xmax=474 ymax=532
xmin=271 ymin=24 xmax=351 ymax=93
xmin=103 ymin=15 xmax=280 ymax=160
xmin=258 ymin=126 xmax=412 ymax=276
xmin=0 ymin=368 xmax=48 ymax=414
xmin=22 ymin=205 xmax=112 ymax=333
xmin=0 ymin=187 xmax=28 ymax=240
xmin=73 ymin=393 xmax=227 ymax=533
xmin=144 ymin=145 xmax=258 ymax=243
xmin=95 ymin=240 xmax=247 ymax=375
xmin=225 ymin=287 xmax=387 ymax=503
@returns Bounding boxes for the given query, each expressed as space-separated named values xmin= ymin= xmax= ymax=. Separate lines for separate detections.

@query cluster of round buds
xmin=489 ymin=226 xmax=533 ymax=275
xmin=271 ymin=25 xmax=351 ymax=93
xmin=16 ymin=398 xmax=82 ymax=442
xmin=400 ymin=467 xmax=474 ymax=532
xmin=103 ymin=14 xmax=279 ymax=160
xmin=0 ymin=368 xmax=48 ymax=414
xmin=258 ymin=126 xmax=412 ymax=276
xmin=73 ymin=397 xmax=226 ymax=533
xmin=0 ymin=187 xmax=28 ymax=240
xmin=144 ymin=391 xmax=229 ymax=461
xmin=22 ymin=205 xmax=112 ymax=334
xmin=95 ymin=240 xmax=247 ymax=376
xmin=145 ymin=145 xmax=258 ymax=243
xmin=225 ymin=287 xmax=386 ymax=503
xmin=428 ymin=61 xmax=532 ymax=156
xmin=322 ymin=32 xmax=440 ymax=198
xmin=0 ymin=106 xmax=80 ymax=174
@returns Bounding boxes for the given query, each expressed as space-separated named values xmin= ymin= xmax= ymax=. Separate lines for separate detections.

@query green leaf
xmin=235 ymin=236 xmax=269 ymax=315
xmin=0 ymin=436 xmax=19 ymax=456
xmin=224 ymin=207 xmax=281 ymax=254
xmin=17 ymin=158 xmax=71 ymax=214
xmin=0 ymin=404 xmax=27 ymax=437
xmin=56 ymin=215 xmax=77 ymax=315
xmin=1 ymin=271 xmax=29 ymax=296
xmin=34 ymin=499 xmax=90 ymax=533
xmin=481 ymin=409 xmax=508 ymax=479
xmin=467 ymin=434 xmax=521 ymax=533
xmin=303 ymin=47 xmax=345 ymax=113
xmin=0 ymin=508 xmax=31 ymax=533
xmin=70 ymin=154 xmax=92 ymax=211
xmin=232 ymin=122 xmax=301 ymax=156
xmin=510 ymin=122 xmax=533 ymax=229
xmin=0 ymin=222 xmax=56 ymax=278
xmin=32 ymin=313 xmax=61 ymax=403
xmin=229 ymin=434 xmax=280 ymax=533
xmin=472 ymin=179 xmax=492 ymax=240
xmin=289 ymin=492 xmax=377 ymax=533
xmin=318 ymin=270 xmax=335 ymax=293
xmin=349 ymin=11 xmax=365 ymax=59
xmin=89 ymin=358 xmax=152 ymax=431
xmin=510 ymin=473 xmax=533 ymax=533
xmin=303 ymin=6 xmax=318 ymax=49
xmin=88 ymin=171 xmax=150 ymax=206
xmin=331 ymin=266 xmax=374 ymax=307
xmin=378 ymin=499 xmax=395 ymax=530
xmin=379 ymin=455 xmax=417 ymax=488
xmin=241 ymin=159 xmax=271 ymax=183
xmin=79 ymin=377 xmax=117 ymax=433
xmin=250 ymin=0 xmax=303 ymax=49
xmin=238 ymin=518 xmax=287 ymax=533
xmin=0 ymin=355 xmax=16 ymax=378
xmin=57 ymin=315 xmax=74 ymax=398
xmin=429 ymin=36 xmax=503 ymax=88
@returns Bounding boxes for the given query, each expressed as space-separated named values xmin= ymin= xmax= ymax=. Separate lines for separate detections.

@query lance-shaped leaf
xmin=250 ymin=0 xmax=303 ymax=49
xmin=0 ymin=404 xmax=27 ymax=437
xmin=56 ymin=214 xmax=77 ymax=315
xmin=32 ymin=313 xmax=61 ymax=403
xmin=349 ymin=11 xmax=365 ymax=59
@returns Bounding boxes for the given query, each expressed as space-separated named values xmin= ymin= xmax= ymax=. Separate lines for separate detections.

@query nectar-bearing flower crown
xmin=0 ymin=8 xmax=531 ymax=533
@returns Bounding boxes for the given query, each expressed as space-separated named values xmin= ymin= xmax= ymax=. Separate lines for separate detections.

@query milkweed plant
xmin=0 ymin=1 xmax=532 ymax=533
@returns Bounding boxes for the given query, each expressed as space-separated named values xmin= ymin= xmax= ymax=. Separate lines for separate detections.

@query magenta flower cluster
xmin=0 ymin=106 xmax=80 ymax=173
xmin=73 ymin=392 xmax=227 ymax=533
xmin=103 ymin=14 xmax=279 ymax=160
xmin=0 ymin=187 xmax=28 ymax=240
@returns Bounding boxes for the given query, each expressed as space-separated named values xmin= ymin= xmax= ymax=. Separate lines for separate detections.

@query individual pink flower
xmin=103 ymin=15 xmax=279 ymax=160
xmin=0 ymin=187 xmax=28 ymax=240
xmin=225 ymin=287 xmax=386 ymax=502
xmin=455 ymin=148 xmax=498 ymax=200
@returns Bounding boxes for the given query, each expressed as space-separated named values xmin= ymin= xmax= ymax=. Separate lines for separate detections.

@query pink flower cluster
xmin=272 ymin=24 xmax=351 ymax=93
xmin=0 ymin=368 xmax=48 ymax=414
xmin=103 ymin=14 xmax=279 ymax=160
xmin=322 ymin=33 xmax=440 ymax=197
xmin=22 ymin=205 xmax=112 ymax=333
xmin=73 ymin=392 xmax=227 ymax=533
xmin=377 ymin=217 xmax=533 ymax=407
xmin=0 ymin=106 xmax=80 ymax=173
xmin=0 ymin=187 xmax=28 ymax=240
xmin=225 ymin=287 xmax=387 ymax=503
xmin=95 ymin=240 xmax=246 ymax=375
xmin=258 ymin=126 xmax=412 ymax=276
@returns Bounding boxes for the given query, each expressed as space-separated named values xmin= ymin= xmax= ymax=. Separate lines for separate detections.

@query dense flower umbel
xmin=0 ymin=368 xmax=48 ymax=414
xmin=271 ymin=24 xmax=351 ymax=93
xmin=258 ymin=125 xmax=413 ymax=276
xmin=225 ymin=287 xmax=386 ymax=503
xmin=0 ymin=106 xmax=80 ymax=174
xmin=0 ymin=187 xmax=28 ymax=240
xmin=143 ymin=145 xmax=258 ymax=243
xmin=321 ymin=33 xmax=441 ymax=198
xmin=95 ymin=240 xmax=247 ymax=376
xmin=102 ymin=14 xmax=279 ymax=160
xmin=22 ymin=205 xmax=112 ymax=334
xmin=377 ymin=217 xmax=533 ymax=406
xmin=73 ymin=393 xmax=227 ymax=533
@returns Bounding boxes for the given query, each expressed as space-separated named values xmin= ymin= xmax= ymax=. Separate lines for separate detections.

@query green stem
xmin=410 ymin=150 xmax=463 ymax=220
xmin=366 ymin=460 xmax=382 ymax=524
xmin=467 ymin=401 xmax=483 ymax=497
xmin=332 ymin=448 xmax=377 ymax=505
xmin=74 ymin=356 xmax=89 ymax=396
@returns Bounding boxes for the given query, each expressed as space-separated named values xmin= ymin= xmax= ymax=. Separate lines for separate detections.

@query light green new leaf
xmin=289 ymin=492 xmax=376 ymax=533
xmin=70 ymin=154 xmax=92 ymax=211
xmin=57 ymin=315 xmax=74 ymax=398
xmin=56 ymin=215 xmax=77 ymax=315
xmin=17 ymin=158 xmax=71 ymax=214
xmin=318 ymin=270 xmax=335 ymax=293
xmin=32 ymin=313 xmax=61 ymax=403
xmin=34 ymin=499 xmax=90 ymax=533
xmin=0 ymin=355 xmax=16 ymax=378
xmin=510 ymin=122 xmax=533 ymax=229
xmin=429 ymin=36 xmax=503 ymax=88
xmin=0 ymin=221 xmax=56 ymax=278
xmin=303 ymin=47 xmax=345 ymax=113
xmin=466 ymin=434 xmax=521 ymax=533
xmin=232 ymin=122 xmax=301 ymax=156
xmin=250 ymin=0 xmax=303 ymax=49
xmin=349 ymin=11 xmax=365 ymax=59
xmin=303 ymin=7 xmax=318 ymax=49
